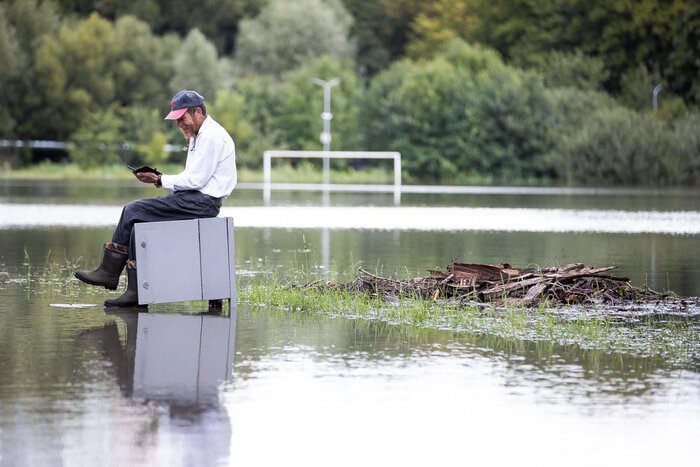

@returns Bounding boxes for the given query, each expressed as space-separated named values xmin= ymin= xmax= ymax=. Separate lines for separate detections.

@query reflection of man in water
xmin=77 ymin=311 xmax=235 ymax=465
xmin=74 ymin=90 xmax=237 ymax=307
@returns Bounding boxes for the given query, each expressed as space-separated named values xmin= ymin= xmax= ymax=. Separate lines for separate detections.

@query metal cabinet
xmin=134 ymin=217 xmax=236 ymax=305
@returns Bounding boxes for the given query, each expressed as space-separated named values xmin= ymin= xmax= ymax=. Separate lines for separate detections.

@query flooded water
xmin=1 ymin=181 xmax=699 ymax=465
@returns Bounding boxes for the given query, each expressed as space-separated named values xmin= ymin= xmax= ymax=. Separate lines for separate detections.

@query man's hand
xmin=134 ymin=172 xmax=159 ymax=185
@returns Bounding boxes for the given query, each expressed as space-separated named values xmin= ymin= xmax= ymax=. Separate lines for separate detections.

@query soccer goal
xmin=262 ymin=150 xmax=402 ymax=204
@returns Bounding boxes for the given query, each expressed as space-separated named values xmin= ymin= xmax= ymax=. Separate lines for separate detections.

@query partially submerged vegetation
xmin=3 ymin=255 xmax=698 ymax=363
xmin=239 ymin=262 xmax=700 ymax=363
xmin=304 ymin=262 xmax=666 ymax=307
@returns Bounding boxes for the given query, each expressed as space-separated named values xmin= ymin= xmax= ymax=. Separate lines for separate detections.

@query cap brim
xmin=164 ymin=108 xmax=188 ymax=120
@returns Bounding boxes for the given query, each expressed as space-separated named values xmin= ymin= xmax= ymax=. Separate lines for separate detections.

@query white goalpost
xmin=262 ymin=150 xmax=402 ymax=204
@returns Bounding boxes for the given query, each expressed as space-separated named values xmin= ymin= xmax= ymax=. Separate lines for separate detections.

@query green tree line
xmin=1 ymin=0 xmax=698 ymax=186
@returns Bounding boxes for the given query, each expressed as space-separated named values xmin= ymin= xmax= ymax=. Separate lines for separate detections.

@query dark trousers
xmin=112 ymin=190 xmax=222 ymax=260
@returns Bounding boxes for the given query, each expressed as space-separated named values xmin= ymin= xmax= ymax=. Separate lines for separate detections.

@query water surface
xmin=1 ymin=181 xmax=699 ymax=465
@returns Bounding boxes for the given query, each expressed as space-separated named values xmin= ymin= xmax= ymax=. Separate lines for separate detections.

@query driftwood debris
xmin=299 ymin=262 xmax=666 ymax=307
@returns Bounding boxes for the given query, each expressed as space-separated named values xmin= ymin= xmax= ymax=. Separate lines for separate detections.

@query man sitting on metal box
xmin=74 ymin=90 xmax=237 ymax=307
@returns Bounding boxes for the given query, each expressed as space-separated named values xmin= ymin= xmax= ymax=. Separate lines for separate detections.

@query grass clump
xmin=239 ymin=277 xmax=700 ymax=363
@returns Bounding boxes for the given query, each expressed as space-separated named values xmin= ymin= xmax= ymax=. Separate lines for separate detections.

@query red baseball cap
xmin=164 ymin=90 xmax=205 ymax=120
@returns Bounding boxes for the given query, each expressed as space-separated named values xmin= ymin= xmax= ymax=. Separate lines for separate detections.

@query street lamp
xmin=312 ymin=77 xmax=341 ymax=186
xmin=653 ymin=84 xmax=663 ymax=112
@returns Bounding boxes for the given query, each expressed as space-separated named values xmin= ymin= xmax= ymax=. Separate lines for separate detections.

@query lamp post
xmin=312 ymin=77 xmax=341 ymax=186
xmin=653 ymin=84 xmax=662 ymax=112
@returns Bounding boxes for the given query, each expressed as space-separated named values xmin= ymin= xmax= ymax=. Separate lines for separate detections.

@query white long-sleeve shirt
xmin=160 ymin=116 xmax=237 ymax=199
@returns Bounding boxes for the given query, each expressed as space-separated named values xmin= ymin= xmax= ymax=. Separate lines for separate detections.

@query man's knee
xmin=123 ymin=198 xmax=153 ymax=217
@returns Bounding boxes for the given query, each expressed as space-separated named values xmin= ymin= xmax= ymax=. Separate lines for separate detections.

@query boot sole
xmin=73 ymin=272 xmax=119 ymax=290
xmin=104 ymin=301 xmax=147 ymax=308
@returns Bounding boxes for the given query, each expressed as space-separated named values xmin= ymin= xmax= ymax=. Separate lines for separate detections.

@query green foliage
xmin=117 ymin=106 xmax=173 ymax=165
xmin=538 ymin=50 xmax=609 ymax=91
xmin=672 ymin=112 xmax=700 ymax=185
xmin=113 ymin=15 xmax=179 ymax=109
xmin=33 ymin=12 xmax=118 ymax=140
xmin=618 ymin=65 xmax=663 ymax=112
xmin=69 ymin=109 xmax=123 ymax=169
xmin=377 ymin=0 xmax=423 ymax=59
xmin=556 ymin=107 xmax=682 ymax=186
xmin=119 ymin=107 xmax=168 ymax=149
xmin=0 ymin=7 xmax=20 ymax=137
xmin=211 ymin=89 xmax=255 ymax=167
xmin=277 ymin=56 xmax=363 ymax=154
xmin=466 ymin=67 xmax=557 ymax=181
xmin=340 ymin=0 xmax=390 ymax=78
xmin=170 ymin=28 xmax=228 ymax=100
xmin=3 ymin=0 xmax=698 ymax=187
xmin=61 ymin=0 xmax=256 ymax=55
xmin=226 ymin=76 xmax=286 ymax=169
xmin=2 ymin=0 xmax=62 ymax=140
xmin=665 ymin=2 xmax=700 ymax=104
xmin=469 ymin=0 xmax=700 ymax=104
xmin=0 ymin=7 xmax=21 ymax=87
xmin=234 ymin=0 xmax=355 ymax=78
xmin=223 ymin=56 xmax=363 ymax=169
xmin=138 ymin=131 xmax=168 ymax=167
xmin=364 ymin=39 xmax=556 ymax=183
xmin=405 ymin=0 xmax=474 ymax=59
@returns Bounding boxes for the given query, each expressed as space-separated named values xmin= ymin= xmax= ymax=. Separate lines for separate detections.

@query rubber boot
xmin=104 ymin=266 xmax=145 ymax=308
xmin=74 ymin=244 xmax=128 ymax=290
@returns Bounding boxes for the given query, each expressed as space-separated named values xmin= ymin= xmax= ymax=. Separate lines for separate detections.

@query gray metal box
xmin=134 ymin=217 xmax=236 ymax=305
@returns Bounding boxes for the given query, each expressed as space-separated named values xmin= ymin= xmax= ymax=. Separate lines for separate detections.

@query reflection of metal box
xmin=133 ymin=313 xmax=237 ymax=403
xmin=134 ymin=217 xmax=236 ymax=305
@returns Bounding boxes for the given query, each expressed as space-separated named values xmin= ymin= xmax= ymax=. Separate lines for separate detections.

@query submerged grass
xmin=3 ymin=254 xmax=697 ymax=364
xmin=239 ymin=276 xmax=700 ymax=363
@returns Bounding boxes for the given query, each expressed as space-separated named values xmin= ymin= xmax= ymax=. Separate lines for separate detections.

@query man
xmin=74 ymin=90 xmax=237 ymax=307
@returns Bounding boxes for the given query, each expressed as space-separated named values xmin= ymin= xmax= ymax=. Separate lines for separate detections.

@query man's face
xmin=176 ymin=108 xmax=203 ymax=138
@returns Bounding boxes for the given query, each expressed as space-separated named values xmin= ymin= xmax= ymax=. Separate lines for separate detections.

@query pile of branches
xmin=301 ymin=262 xmax=669 ymax=307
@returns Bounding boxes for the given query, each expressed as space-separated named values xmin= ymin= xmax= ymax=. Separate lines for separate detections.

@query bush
xmin=69 ymin=109 xmax=122 ymax=170
xmin=138 ymin=131 xmax=168 ymax=167
xmin=672 ymin=112 xmax=700 ymax=185
xmin=537 ymin=50 xmax=608 ymax=91
xmin=363 ymin=39 xmax=557 ymax=184
xmin=558 ymin=107 xmax=682 ymax=185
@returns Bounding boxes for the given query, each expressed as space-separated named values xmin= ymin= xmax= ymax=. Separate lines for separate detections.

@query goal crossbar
xmin=263 ymin=150 xmax=401 ymax=203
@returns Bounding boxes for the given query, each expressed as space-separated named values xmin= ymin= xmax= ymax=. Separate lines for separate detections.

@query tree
xmin=170 ymin=28 xmax=228 ymax=101
xmin=113 ymin=15 xmax=180 ymax=110
xmin=672 ymin=112 xmax=700 ymax=185
xmin=558 ymin=107 xmax=681 ymax=185
xmin=406 ymin=0 xmax=475 ymax=59
xmin=276 ymin=56 xmax=363 ymax=155
xmin=363 ymin=39 xmax=557 ymax=183
xmin=69 ymin=108 xmax=122 ymax=169
xmin=537 ymin=50 xmax=608 ymax=91
xmin=33 ymin=12 xmax=118 ymax=140
xmin=234 ymin=0 xmax=355 ymax=79
xmin=211 ymin=89 xmax=255 ymax=166
xmin=2 ymin=0 xmax=62 ymax=140
xmin=227 ymin=76 xmax=285 ymax=169
xmin=0 ymin=7 xmax=21 ymax=137
xmin=54 ymin=0 xmax=256 ymax=55
xmin=666 ymin=2 xmax=700 ymax=103
xmin=138 ymin=131 xmax=168 ymax=167
xmin=340 ymin=0 xmax=391 ymax=78
xmin=118 ymin=106 xmax=174 ymax=164
xmin=377 ymin=0 xmax=423 ymax=60
xmin=469 ymin=0 xmax=700 ymax=103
